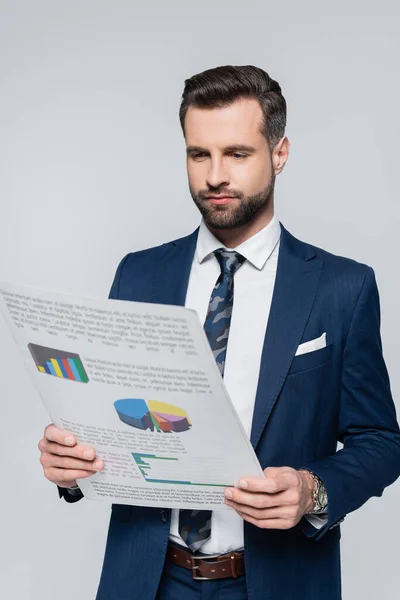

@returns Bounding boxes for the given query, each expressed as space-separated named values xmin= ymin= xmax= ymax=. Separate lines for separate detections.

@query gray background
xmin=0 ymin=1 xmax=399 ymax=598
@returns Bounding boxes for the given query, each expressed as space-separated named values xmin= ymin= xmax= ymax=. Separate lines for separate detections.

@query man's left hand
xmin=224 ymin=466 xmax=315 ymax=530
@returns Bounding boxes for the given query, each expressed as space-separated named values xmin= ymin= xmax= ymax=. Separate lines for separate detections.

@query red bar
xmin=62 ymin=358 xmax=75 ymax=380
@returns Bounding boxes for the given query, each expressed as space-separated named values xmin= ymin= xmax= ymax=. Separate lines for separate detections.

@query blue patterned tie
xmin=178 ymin=249 xmax=246 ymax=551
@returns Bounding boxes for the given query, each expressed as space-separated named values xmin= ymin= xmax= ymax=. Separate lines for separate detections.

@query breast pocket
xmin=288 ymin=343 xmax=333 ymax=376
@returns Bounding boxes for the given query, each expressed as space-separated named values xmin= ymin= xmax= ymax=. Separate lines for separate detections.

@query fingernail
xmin=83 ymin=449 xmax=95 ymax=460
xmin=239 ymin=479 xmax=248 ymax=489
xmin=224 ymin=489 xmax=233 ymax=500
xmin=93 ymin=459 xmax=103 ymax=470
xmin=64 ymin=436 xmax=75 ymax=445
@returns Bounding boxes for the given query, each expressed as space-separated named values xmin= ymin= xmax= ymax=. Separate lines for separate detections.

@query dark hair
xmin=179 ymin=65 xmax=287 ymax=151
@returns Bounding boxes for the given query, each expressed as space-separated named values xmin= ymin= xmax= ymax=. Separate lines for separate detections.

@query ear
xmin=272 ymin=136 xmax=290 ymax=175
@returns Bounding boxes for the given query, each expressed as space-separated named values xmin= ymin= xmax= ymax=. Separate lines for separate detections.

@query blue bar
xmin=57 ymin=359 xmax=68 ymax=378
xmin=43 ymin=363 xmax=51 ymax=374
xmin=67 ymin=358 xmax=81 ymax=382
xmin=47 ymin=361 xmax=56 ymax=376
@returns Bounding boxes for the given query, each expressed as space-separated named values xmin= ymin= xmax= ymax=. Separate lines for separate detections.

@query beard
xmin=190 ymin=176 xmax=275 ymax=230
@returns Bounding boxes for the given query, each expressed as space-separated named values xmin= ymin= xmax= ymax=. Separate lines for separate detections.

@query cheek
xmin=235 ymin=160 xmax=271 ymax=194
xmin=187 ymin=163 xmax=204 ymax=191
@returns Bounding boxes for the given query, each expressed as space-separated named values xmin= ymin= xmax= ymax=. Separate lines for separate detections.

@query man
xmin=38 ymin=65 xmax=400 ymax=600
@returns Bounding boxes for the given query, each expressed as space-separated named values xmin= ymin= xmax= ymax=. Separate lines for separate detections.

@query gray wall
xmin=0 ymin=1 xmax=399 ymax=598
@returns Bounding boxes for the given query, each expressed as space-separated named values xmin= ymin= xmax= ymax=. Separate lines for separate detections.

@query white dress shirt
xmin=169 ymin=214 xmax=282 ymax=554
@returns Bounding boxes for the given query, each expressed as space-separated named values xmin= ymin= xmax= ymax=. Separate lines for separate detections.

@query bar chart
xmin=28 ymin=343 xmax=89 ymax=383
xmin=132 ymin=452 xmax=230 ymax=487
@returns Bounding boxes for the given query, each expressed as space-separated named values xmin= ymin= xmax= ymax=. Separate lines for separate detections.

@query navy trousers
xmin=156 ymin=558 xmax=248 ymax=600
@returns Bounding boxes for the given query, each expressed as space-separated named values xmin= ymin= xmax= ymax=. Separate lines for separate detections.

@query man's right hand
xmin=38 ymin=424 xmax=104 ymax=488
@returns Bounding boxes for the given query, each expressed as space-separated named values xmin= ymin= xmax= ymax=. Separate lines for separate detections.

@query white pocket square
xmin=295 ymin=332 xmax=327 ymax=356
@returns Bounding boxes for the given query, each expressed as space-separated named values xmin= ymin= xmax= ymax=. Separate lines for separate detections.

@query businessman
xmin=38 ymin=65 xmax=400 ymax=600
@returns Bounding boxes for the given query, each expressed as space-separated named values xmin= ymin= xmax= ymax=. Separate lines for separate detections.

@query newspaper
xmin=0 ymin=282 xmax=263 ymax=510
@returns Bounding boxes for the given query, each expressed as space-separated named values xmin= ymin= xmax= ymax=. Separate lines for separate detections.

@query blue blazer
xmin=93 ymin=223 xmax=400 ymax=600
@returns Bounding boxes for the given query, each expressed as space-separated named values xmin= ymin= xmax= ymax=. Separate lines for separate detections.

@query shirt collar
xmin=196 ymin=213 xmax=281 ymax=271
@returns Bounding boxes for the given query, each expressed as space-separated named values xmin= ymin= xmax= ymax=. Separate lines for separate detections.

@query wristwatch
xmin=301 ymin=470 xmax=328 ymax=513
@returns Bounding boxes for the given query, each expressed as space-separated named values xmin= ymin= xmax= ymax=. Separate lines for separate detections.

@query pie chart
xmin=114 ymin=399 xmax=192 ymax=433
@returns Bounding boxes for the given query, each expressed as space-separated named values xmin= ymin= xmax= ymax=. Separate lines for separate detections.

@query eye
xmin=230 ymin=152 xmax=247 ymax=159
xmin=191 ymin=152 xmax=208 ymax=160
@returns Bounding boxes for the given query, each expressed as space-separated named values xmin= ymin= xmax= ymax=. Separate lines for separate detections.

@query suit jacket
xmin=74 ymin=222 xmax=400 ymax=600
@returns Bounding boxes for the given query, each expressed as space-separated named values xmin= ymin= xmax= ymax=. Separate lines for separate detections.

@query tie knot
xmin=214 ymin=249 xmax=246 ymax=275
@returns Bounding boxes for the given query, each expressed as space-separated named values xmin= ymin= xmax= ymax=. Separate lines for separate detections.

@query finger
xmin=237 ymin=511 xmax=294 ymax=530
xmin=237 ymin=470 xmax=294 ymax=494
xmin=225 ymin=488 xmax=286 ymax=508
xmin=44 ymin=467 xmax=97 ymax=484
xmin=226 ymin=500 xmax=298 ymax=521
xmin=44 ymin=424 xmax=77 ymax=447
xmin=41 ymin=453 xmax=103 ymax=472
xmin=39 ymin=439 xmax=97 ymax=461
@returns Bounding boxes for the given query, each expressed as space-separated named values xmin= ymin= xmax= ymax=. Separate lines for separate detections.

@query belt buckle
xmin=190 ymin=553 xmax=222 ymax=581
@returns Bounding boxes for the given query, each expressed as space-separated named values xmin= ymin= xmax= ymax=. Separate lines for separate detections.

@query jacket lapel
xmin=152 ymin=223 xmax=323 ymax=452
xmin=250 ymin=224 xmax=324 ymax=449
xmin=152 ymin=229 xmax=199 ymax=306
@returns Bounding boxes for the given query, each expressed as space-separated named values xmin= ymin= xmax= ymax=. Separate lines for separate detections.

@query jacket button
xmin=160 ymin=510 xmax=168 ymax=523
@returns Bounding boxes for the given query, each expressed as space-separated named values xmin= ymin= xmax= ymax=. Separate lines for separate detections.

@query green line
xmin=148 ymin=456 xmax=178 ymax=461
xmin=150 ymin=412 xmax=162 ymax=432
xmin=132 ymin=454 xmax=178 ymax=461
xmin=146 ymin=479 xmax=191 ymax=484
xmin=132 ymin=453 xmax=156 ymax=458
xmin=191 ymin=483 xmax=231 ymax=487
xmin=73 ymin=357 xmax=88 ymax=383
xmin=143 ymin=479 xmax=230 ymax=487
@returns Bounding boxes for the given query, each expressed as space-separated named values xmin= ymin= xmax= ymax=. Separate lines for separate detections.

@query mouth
xmin=205 ymin=196 xmax=238 ymax=205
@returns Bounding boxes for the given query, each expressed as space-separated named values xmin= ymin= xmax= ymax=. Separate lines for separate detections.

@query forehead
xmin=184 ymin=97 xmax=265 ymax=147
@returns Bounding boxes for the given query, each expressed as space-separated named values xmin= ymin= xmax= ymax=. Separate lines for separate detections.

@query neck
xmin=207 ymin=204 xmax=275 ymax=248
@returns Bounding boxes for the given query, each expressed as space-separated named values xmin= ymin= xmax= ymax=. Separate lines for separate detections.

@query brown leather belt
xmin=166 ymin=543 xmax=245 ymax=580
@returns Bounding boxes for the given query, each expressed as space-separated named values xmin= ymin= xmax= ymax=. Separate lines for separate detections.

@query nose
xmin=206 ymin=157 xmax=230 ymax=190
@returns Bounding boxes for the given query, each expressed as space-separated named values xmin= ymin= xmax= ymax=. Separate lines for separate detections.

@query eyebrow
xmin=186 ymin=144 xmax=257 ymax=155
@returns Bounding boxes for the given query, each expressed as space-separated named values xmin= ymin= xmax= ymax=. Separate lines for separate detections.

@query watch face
xmin=318 ymin=485 xmax=328 ymax=508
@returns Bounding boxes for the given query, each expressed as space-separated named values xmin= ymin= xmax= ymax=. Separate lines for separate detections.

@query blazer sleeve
xmin=299 ymin=266 xmax=400 ymax=539
xmin=58 ymin=486 xmax=84 ymax=503
xmin=108 ymin=254 xmax=130 ymax=300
